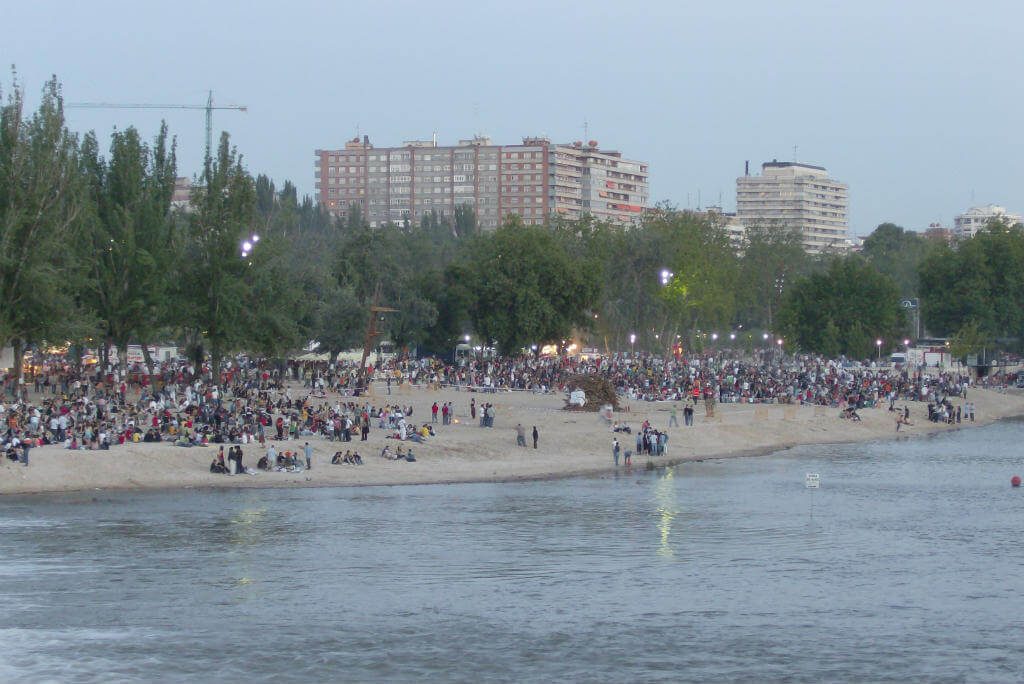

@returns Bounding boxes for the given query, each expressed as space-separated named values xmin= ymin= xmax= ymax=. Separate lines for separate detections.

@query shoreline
xmin=2 ymin=386 xmax=1022 ymax=497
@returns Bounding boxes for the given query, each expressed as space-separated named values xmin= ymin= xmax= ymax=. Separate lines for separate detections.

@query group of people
xmin=0 ymin=345 xmax=1008 ymax=479
xmin=210 ymin=445 xmax=247 ymax=474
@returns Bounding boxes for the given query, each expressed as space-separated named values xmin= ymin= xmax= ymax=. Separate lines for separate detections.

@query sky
xmin=3 ymin=0 xmax=1022 ymax=236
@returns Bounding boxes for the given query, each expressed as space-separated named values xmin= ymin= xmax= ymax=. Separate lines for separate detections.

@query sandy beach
xmin=2 ymin=383 xmax=1022 ymax=495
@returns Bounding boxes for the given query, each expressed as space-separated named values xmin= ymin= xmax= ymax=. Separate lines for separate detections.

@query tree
xmin=0 ymin=74 xmax=86 ymax=379
xmin=656 ymin=210 xmax=738 ymax=344
xmin=918 ymin=223 xmax=1024 ymax=343
xmin=779 ymin=256 xmax=906 ymax=358
xmin=861 ymin=222 xmax=928 ymax=298
xmin=736 ymin=223 xmax=809 ymax=329
xmin=454 ymin=220 xmax=598 ymax=354
xmin=179 ymin=133 xmax=257 ymax=377
xmin=79 ymin=124 xmax=177 ymax=375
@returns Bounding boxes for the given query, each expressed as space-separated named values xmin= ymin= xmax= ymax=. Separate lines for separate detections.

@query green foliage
xmin=656 ymin=211 xmax=738 ymax=339
xmin=179 ymin=133 xmax=258 ymax=373
xmin=736 ymin=223 xmax=809 ymax=329
xmin=0 ymin=73 xmax=89 ymax=372
xmin=78 ymin=123 xmax=178 ymax=370
xmin=453 ymin=219 xmax=598 ymax=354
xmin=779 ymin=256 xmax=907 ymax=358
xmin=918 ymin=223 xmax=1024 ymax=343
xmin=861 ymin=222 xmax=928 ymax=298
xmin=949 ymin=320 xmax=987 ymax=360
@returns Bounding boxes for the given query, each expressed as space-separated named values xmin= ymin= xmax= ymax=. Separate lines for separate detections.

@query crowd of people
xmin=0 ymin=347 xmax=1006 ymax=473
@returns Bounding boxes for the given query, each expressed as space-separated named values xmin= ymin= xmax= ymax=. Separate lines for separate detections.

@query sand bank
xmin=2 ymin=385 xmax=1022 ymax=496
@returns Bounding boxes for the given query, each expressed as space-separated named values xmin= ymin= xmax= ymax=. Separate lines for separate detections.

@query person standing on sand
xmin=613 ymin=438 xmax=620 ymax=467
xmin=532 ymin=426 xmax=538 ymax=449
xmin=669 ymin=404 xmax=679 ymax=428
xmin=470 ymin=398 xmax=476 ymax=420
xmin=304 ymin=442 xmax=313 ymax=470
xmin=431 ymin=402 xmax=439 ymax=423
xmin=515 ymin=423 xmax=526 ymax=447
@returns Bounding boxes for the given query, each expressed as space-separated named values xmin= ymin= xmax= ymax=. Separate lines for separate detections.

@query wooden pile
xmin=562 ymin=374 xmax=620 ymax=411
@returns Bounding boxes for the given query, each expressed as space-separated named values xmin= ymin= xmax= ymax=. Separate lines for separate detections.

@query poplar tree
xmin=181 ymin=133 xmax=256 ymax=379
xmin=0 ymin=74 xmax=85 ymax=379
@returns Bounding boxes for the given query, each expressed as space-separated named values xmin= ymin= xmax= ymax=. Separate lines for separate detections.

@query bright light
xmin=630 ymin=333 xmax=636 ymax=344
xmin=762 ymin=333 xmax=769 ymax=340
xmin=252 ymin=234 xmax=260 ymax=243
xmin=876 ymin=339 xmax=882 ymax=346
xmin=903 ymin=339 xmax=910 ymax=346
xmin=530 ymin=344 xmax=537 ymax=351
xmin=711 ymin=333 xmax=718 ymax=341
xmin=729 ymin=333 xmax=736 ymax=340
xmin=660 ymin=269 xmax=673 ymax=285
xmin=242 ymin=241 xmax=253 ymax=251
xmin=776 ymin=339 xmax=783 ymax=346
xmin=464 ymin=334 xmax=470 ymax=342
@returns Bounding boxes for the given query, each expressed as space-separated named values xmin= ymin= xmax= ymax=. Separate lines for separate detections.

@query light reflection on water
xmin=2 ymin=421 xmax=1024 ymax=682
xmin=655 ymin=467 xmax=677 ymax=559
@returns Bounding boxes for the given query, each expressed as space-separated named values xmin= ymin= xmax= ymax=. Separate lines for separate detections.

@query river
xmin=2 ymin=421 xmax=1024 ymax=682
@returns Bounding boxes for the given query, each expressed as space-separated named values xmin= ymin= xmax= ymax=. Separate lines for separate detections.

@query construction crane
xmin=67 ymin=90 xmax=247 ymax=161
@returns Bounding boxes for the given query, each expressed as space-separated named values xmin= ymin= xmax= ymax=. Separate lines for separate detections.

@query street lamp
xmin=630 ymin=332 xmax=636 ymax=357
xmin=876 ymin=338 xmax=883 ymax=362
xmin=240 ymin=233 xmax=260 ymax=260
xmin=660 ymin=269 xmax=674 ymax=286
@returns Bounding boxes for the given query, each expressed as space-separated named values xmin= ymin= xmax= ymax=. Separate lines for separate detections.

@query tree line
xmin=2 ymin=76 xmax=1021 ymax=378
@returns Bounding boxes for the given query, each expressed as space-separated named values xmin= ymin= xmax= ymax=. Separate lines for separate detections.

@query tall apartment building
xmin=736 ymin=161 xmax=849 ymax=252
xmin=953 ymin=204 xmax=1022 ymax=240
xmin=314 ymin=136 xmax=648 ymax=229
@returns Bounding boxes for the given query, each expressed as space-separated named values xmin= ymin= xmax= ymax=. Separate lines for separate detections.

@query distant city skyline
xmin=4 ymin=0 xmax=1021 ymax=236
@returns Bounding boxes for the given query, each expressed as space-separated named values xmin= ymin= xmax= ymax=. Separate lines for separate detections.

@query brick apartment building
xmin=314 ymin=135 xmax=648 ymax=229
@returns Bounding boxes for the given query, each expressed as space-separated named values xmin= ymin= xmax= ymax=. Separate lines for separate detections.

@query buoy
xmin=1012 ymin=475 xmax=1021 ymax=488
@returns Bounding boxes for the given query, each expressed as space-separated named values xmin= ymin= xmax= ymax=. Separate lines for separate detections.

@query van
xmin=890 ymin=352 xmax=907 ymax=365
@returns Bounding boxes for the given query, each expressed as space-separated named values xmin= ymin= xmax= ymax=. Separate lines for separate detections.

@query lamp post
xmin=876 ymin=338 xmax=883 ymax=362
xmin=630 ymin=333 xmax=636 ymax=358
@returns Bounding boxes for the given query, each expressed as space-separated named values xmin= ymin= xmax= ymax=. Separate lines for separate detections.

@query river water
xmin=2 ymin=421 xmax=1024 ymax=683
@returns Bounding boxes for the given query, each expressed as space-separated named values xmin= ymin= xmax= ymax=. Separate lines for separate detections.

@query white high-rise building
xmin=953 ymin=204 xmax=1022 ymax=240
xmin=736 ymin=161 xmax=849 ymax=253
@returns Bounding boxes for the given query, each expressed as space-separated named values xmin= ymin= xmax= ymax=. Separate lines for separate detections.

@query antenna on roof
xmin=583 ymin=118 xmax=589 ymax=141
xmin=792 ymin=144 xmax=798 ymax=161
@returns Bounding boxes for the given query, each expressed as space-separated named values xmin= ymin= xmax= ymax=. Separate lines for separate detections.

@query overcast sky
xmin=4 ymin=0 xmax=1022 ymax=235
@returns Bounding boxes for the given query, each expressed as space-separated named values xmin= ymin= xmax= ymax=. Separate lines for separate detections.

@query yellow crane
xmin=67 ymin=90 xmax=247 ymax=161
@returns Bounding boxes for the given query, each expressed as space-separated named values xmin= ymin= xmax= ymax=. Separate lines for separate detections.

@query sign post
xmin=805 ymin=472 xmax=820 ymax=518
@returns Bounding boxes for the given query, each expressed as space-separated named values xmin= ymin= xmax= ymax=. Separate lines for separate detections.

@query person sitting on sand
xmin=257 ymin=455 xmax=270 ymax=471
xmin=351 ymin=451 xmax=363 ymax=465
xmin=380 ymin=445 xmax=392 ymax=460
xmin=332 ymin=450 xmax=345 ymax=465
xmin=210 ymin=457 xmax=229 ymax=474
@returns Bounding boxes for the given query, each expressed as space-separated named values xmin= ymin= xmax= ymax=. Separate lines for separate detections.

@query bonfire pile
xmin=562 ymin=374 xmax=620 ymax=411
